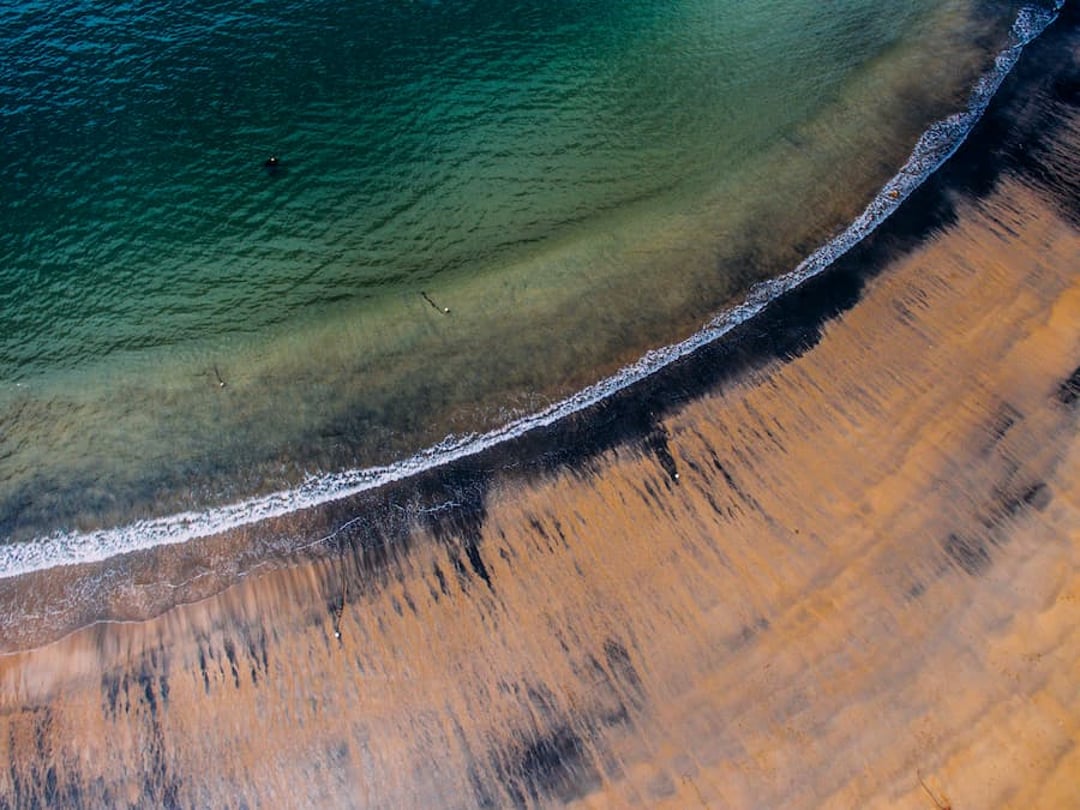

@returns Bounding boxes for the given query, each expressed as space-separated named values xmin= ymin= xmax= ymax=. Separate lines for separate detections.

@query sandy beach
xmin=2 ymin=5 xmax=1079 ymax=809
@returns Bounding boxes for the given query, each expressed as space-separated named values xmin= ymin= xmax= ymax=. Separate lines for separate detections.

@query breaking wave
xmin=0 ymin=1 xmax=1063 ymax=581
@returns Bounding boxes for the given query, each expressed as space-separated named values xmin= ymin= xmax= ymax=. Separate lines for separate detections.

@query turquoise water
xmin=3 ymin=0 xmax=932 ymax=377
xmin=0 ymin=0 xmax=1024 ymax=542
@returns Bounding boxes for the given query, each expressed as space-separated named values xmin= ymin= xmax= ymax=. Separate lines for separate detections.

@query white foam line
xmin=0 ymin=2 xmax=1062 ymax=581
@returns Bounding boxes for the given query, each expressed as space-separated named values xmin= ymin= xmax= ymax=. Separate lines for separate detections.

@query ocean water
xmin=0 ymin=0 xmax=1035 ymax=550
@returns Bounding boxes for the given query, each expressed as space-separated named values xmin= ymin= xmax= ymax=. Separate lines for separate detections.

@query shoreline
xmin=0 ymin=1 xmax=1028 ymax=547
xmin=0 ymin=3 xmax=1061 ymax=599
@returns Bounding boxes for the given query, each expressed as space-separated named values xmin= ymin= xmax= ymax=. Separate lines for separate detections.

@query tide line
xmin=0 ymin=1 xmax=1062 ymax=581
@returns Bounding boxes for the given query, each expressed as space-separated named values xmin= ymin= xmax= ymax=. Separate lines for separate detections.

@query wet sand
xmin=2 ymin=7 xmax=1079 ymax=809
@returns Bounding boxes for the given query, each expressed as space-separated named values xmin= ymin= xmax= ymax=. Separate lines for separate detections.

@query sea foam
xmin=0 ymin=1 xmax=1063 ymax=581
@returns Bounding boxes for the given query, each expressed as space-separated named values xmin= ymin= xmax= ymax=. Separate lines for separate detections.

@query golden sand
xmin=3 ymin=45 xmax=1080 ymax=810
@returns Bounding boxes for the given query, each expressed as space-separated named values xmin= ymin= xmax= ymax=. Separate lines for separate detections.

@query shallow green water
xmin=0 ymin=0 xmax=1022 ymax=540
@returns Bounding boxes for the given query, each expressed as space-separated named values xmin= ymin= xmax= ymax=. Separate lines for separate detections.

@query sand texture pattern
xmin=2 ymin=9 xmax=1080 ymax=810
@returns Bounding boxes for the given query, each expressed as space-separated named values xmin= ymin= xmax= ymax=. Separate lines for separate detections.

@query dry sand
xmin=2 ymin=11 xmax=1079 ymax=810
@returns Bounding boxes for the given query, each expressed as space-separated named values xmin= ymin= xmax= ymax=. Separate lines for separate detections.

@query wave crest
xmin=0 ymin=2 xmax=1062 ymax=582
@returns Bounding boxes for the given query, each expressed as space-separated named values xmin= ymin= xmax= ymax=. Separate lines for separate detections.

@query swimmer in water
xmin=264 ymin=155 xmax=280 ymax=173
